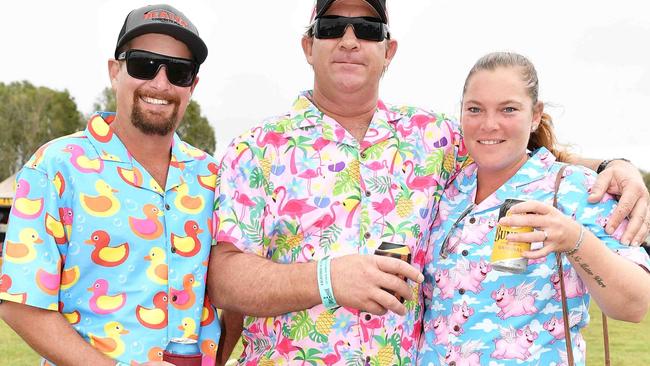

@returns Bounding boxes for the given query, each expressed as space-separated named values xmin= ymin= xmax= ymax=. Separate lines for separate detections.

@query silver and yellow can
xmin=490 ymin=199 xmax=533 ymax=274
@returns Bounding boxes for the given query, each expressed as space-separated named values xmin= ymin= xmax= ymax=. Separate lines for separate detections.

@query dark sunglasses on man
xmin=117 ymin=49 xmax=199 ymax=87
xmin=313 ymin=15 xmax=390 ymax=42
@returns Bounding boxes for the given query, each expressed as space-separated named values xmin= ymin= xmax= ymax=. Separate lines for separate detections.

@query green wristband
xmin=317 ymin=256 xmax=338 ymax=308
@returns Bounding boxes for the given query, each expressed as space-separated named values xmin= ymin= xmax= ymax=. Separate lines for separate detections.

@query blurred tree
xmin=0 ymin=81 xmax=84 ymax=181
xmin=93 ymin=87 xmax=216 ymax=155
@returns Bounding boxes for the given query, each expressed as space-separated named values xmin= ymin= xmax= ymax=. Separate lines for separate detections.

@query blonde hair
xmin=462 ymin=52 xmax=570 ymax=162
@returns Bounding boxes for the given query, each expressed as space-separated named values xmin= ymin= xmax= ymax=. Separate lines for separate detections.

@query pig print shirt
xmin=418 ymin=148 xmax=650 ymax=366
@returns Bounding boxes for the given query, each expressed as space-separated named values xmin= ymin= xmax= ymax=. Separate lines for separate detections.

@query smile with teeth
xmin=141 ymin=96 xmax=170 ymax=105
xmin=478 ymin=139 xmax=504 ymax=145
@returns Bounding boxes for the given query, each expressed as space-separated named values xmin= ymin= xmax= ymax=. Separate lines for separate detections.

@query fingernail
xmin=417 ymin=273 xmax=424 ymax=283
xmin=606 ymin=226 xmax=614 ymax=234
xmin=621 ymin=239 xmax=630 ymax=245
xmin=632 ymin=241 xmax=639 ymax=246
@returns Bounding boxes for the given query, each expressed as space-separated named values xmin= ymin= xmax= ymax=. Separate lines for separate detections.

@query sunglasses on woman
xmin=117 ymin=49 xmax=198 ymax=87
xmin=313 ymin=15 xmax=390 ymax=42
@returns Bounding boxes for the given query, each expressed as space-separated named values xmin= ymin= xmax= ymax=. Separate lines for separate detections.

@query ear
xmin=383 ymin=38 xmax=398 ymax=68
xmin=301 ymin=36 xmax=314 ymax=66
xmin=108 ymin=59 xmax=121 ymax=91
xmin=531 ymin=101 xmax=544 ymax=131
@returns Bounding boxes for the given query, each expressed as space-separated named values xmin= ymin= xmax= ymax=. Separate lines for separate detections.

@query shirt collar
xmin=285 ymin=90 xmax=404 ymax=148
xmin=84 ymin=112 xmax=195 ymax=165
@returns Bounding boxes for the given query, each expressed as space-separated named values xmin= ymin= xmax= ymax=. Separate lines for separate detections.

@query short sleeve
xmin=213 ymin=136 xmax=269 ymax=257
xmin=0 ymin=167 xmax=66 ymax=309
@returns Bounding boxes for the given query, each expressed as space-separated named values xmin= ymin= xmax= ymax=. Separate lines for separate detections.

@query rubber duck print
xmin=36 ymin=265 xmax=80 ymax=296
xmin=87 ymin=279 xmax=127 ymax=315
xmin=80 ymin=179 xmax=120 ymax=217
xmin=170 ymin=274 xmax=199 ymax=310
xmin=171 ymin=220 xmax=203 ymax=257
xmin=45 ymin=213 xmax=67 ymax=244
xmin=58 ymin=301 xmax=80 ymax=325
xmin=197 ymin=162 xmax=219 ymax=191
xmin=201 ymin=296 xmax=216 ymax=326
xmin=144 ymin=247 xmax=168 ymax=285
xmin=136 ymin=291 xmax=168 ymax=329
xmin=62 ymin=144 xmax=104 ymax=173
xmin=13 ymin=179 xmax=44 ymax=219
xmin=84 ymin=230 xmax=130 ymax=267
xmin=53 ymin=171 xmax=66 ymax=198
xmin=0 ymin=274 xmax=27 ymax=304
xmin=129 ymin=204 xmax=164 ymax=240
xmin=201 ymin=339 xmax=218 ymax=361
xmin=117 ymin=166 xmax=144 ymax=188
xmin=88 ymin=321 xmax=129 ymax=359
xmin=179 ymin=143 xmax=207 ymax=160
xmin=87 ymin=114 xmax=114 ymax=143
xmin=172 ymin=182 xmax=205 ymax=215
xmin=178 ymin=317 xmax=198 ymax=340
xmin=59 ymin=207 xmax=74 ymax=238
xmin=4 ymin=228 xmax=43 ymax=264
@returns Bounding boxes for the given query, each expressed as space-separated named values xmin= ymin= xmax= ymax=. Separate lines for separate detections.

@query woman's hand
xmin=498 ymin=200 xmax=583 ymax=259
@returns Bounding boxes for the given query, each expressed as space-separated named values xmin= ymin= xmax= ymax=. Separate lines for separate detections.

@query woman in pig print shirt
xmin=418 ymin=52 xmax=650 ymax=366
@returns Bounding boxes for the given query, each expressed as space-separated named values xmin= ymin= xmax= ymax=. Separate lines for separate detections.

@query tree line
xmin=0 ymin=82 xmax=216 ymax=182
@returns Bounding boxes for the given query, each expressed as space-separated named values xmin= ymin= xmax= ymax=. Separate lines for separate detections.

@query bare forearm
xmin=0 ymin=301 xmax=114 ymax=366
xmin=215 ymin=310 xmax=243 ymax=366
xmin=568 ymin=233 xmax=650 ymax=322
xmin=207 ymin=243 xmax=320 ymax=316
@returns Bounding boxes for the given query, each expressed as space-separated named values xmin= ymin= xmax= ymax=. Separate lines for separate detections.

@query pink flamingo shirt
xmin=418 ymin=148 xmax=650 ymax=365
xmin=215 ymin=91 xmax=468 ymax=365
xmin=0 ymin=113 xmax=221 ymax=365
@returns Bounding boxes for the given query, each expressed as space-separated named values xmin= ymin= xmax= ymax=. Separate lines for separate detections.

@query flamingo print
xmin=402 ymin=160 xmax=438 ymax=193
xmin=297 ymin=167 xmax=322 ymax=195
xmin=272 ymin=186 xmax=317 ymax=231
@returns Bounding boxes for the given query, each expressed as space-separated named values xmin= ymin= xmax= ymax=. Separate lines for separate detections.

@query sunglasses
xmin=313 ymin=15 xmax=390 ymax=42
xmin=117 ymin=49 xmax=198 ymax=87
xmin=439 ymin=204 xmax=475 ymax=259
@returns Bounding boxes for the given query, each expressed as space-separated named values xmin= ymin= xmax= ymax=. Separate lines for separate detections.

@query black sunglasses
xmin=439 ymin=204 xmax=475 ymax=259
xmin=117 ymin=49 xmax=198 ymax=87
xmin=314 ymin=15 xmax=390 ymax=42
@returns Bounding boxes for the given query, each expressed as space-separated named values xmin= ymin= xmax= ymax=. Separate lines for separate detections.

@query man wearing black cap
xmin=0 ymin=4 xmax=223 ymax=366
xmin=209 ymin=0 xmax=650 ymax=364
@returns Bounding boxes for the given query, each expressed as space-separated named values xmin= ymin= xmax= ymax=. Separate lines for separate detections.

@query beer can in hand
xmin=163 ymin=337 xmax=202 ymax=366
xmin=374 ymin=241 xmax=412 ymax=303
xmin=490 ymin=199 xmax=533 ymax=274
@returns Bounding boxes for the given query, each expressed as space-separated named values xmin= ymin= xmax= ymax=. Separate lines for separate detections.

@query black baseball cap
xmin=115 ymin=4 xmax=208 ymax=64
xmin=315 ymin=0 xmax=388 ymax=24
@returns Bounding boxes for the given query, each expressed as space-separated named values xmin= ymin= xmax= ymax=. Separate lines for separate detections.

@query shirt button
xmin=364 ymin=232 xmax=371 ymax=239
xmin=450 ymin=362 xmax=457 ymax=366
xmin=360 ymin=152 xmax=367 ymax=159
xmin=171 ymin=295 xmax=178 ymax=302
xmin=469 ymin=217 xmax=476 ymax=224
xmin=171 ymin=246 xmax=177 ymax=253
xmin=365 ymin=314 xmax=372 ymax=321
xmin=365 ymin=356 xmax=371 ymax=364
xmin=461 ymin=250 xmax=469 ymax=256
xmin=458 ymin=288 xmax=465 ymax=295
xmin=165 ymin=204 xmax=171 ymax=210
xmin=453 ymin=325 xmax=460 ymax=332
xmin=365 ymin=190 xmax=371 ymax=197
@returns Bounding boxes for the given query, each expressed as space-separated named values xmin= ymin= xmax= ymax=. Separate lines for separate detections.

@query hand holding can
xmin=490 ymin=199 xmax=534 ymax=274
xmin=374 ymin=241 xmax=412 ymax=303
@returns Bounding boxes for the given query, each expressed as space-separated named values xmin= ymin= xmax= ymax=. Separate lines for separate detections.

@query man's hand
xmin=588 ymin=159 xmax=650 ymax=245
xmin=330 ymin=254 xmax=424 ymax=316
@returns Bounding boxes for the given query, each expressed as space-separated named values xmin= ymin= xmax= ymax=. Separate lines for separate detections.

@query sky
xmin=2 ymin=1 xmax=649 ymax=170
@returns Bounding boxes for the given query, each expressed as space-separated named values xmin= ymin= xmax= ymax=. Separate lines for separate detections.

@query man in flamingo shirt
xmin=208 ymin=0 xmax=650 ymax=364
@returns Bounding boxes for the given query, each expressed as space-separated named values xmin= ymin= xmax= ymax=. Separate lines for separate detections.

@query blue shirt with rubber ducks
xmin=0 ymin=112 xmax=221 ymax=365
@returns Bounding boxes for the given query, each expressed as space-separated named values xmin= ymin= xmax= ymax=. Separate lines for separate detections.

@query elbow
xmin=605 ymin=300 xmax=650 ymax=323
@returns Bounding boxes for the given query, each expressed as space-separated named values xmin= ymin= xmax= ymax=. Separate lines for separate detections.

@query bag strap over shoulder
xmin=552 ymin=164 xmax=611 ymax=366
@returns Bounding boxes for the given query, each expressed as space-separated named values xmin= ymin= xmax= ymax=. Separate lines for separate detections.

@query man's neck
xmin=311 ymin=88 xmax=378 ymax=142
xmin=111 ymin=117 xmax=173 ymax=189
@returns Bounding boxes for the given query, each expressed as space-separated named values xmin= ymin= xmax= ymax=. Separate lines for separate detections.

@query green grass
xmin=1 ymin=304 xmax=648 ymax=365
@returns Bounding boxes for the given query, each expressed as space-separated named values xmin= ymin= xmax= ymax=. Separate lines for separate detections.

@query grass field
xmin=1 ymin=304 xmax=648 ymax=365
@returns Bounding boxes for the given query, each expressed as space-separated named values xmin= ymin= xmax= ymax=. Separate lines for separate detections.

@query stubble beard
xmin=131 ymin=87 xmax=181 ymax=136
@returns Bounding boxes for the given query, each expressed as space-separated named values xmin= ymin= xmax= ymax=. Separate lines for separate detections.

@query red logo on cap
xmin=143 ymin=10 xmax=188 ymax=28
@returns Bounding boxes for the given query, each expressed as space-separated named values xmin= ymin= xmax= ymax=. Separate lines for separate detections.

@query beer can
xmin=162 ymin=337 xmax=202 ymax=366
xmin=374 ymin=241 xmax=412 ymax=303
xmin=490 ymin=199 xmax=533 ymax=274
